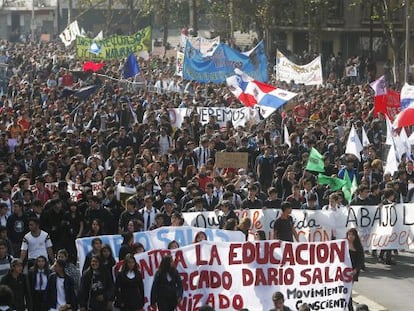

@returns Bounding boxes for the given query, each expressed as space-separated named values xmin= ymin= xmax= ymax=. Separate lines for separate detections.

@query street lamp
xmin=31 ymin=0 xmax=35 ymax=42
xmin=404 ymin=0 xmax=411 ymax=83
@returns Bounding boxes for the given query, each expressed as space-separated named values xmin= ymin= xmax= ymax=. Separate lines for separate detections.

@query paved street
xmin=353 ymin=250 xmax=414 ymax=311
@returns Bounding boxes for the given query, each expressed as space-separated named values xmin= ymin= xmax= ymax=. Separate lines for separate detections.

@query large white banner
xmin=144 ymin=106 xmax=276 ymax=129
xmin=180 ymin=34 xmax=220 ymax=54
xmin=183 ymin=204 xmax=414 ymax=250
xmin=75 ymin=226 xmax=245 ymax=272
xmin=275 ymin=50 xmax=323 ymax=85
xmin=135 ymin=240 xmax=353 ymax=311
xmin=194 ymin=106 xmax=276 ymax=129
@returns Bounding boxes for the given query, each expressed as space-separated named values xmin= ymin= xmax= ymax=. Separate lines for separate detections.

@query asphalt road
xmin=352 ymin=250 xmax=414 ymax=311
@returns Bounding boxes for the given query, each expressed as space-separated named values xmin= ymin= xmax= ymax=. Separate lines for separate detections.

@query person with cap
xmin=0 ymin=258 xmax=32 ymax=311
xmin=269 ymin=291 xmax=291 ymax=311
xmin=161 ymin=198 xmax=176 ymax=226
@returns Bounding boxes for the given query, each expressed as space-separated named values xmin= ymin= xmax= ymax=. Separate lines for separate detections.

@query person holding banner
xmin=347 ymin=228 xmax=365 ymax=311
xmin=150 ymin=255 xmax=183 ymax=311
xmin=273 ymin=201 xmax=298 ymax=242
xmin=79 ymin=255 xmax=114 ymax=311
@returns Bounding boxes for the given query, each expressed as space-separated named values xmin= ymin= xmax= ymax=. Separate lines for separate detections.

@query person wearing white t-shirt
xmin=20 ymin=218 xmax=54 ymax=269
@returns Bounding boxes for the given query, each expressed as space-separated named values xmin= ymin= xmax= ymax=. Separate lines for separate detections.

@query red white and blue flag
xmin=226 ymin=69 xmax=297 ymax=109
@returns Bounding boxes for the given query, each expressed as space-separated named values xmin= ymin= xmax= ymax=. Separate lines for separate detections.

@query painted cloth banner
xmin=275 ymin=50 xmax=323 ymax=85
xmin=76 ymin=27 xmax=151 ymax=60
xmin=75 ymin=226 xmax=244 ymax=273
xmin=143 ymin=106 xmax=276 ymax=129
xmin=183 ymin=40 xmax=267 ymax=83
xmin=180 ymin=34 xmax=220 ymax=54
xmin=135 ymin=240 xmax=353 ymax=311
xmin=183 ymin=204 xmax=414 ymax=250
xmin=194 ymin=106 xmax=276 ymax=129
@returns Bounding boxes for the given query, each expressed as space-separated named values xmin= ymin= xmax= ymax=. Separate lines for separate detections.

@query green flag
xmin=342 ymin=170 xmax=353 ymax=203
xmin=318 ymin=174 xmax=346 ymax=191
xmin=306 ymin=148 xmax=325 ymax=173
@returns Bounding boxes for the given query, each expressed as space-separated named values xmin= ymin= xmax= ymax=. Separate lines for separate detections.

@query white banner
xmin=59 ymin=20 xmax=82 ymax=47
xmin=144 ymin=106 xmax=276 ymax=129
xmin=183 ymin=204 xmax=414 ymax=250
xmin=275 ymin=50 xmax=323 ymax=85
xmin=180 ymin=34 xmax=220 ymax=54
xmin=168 ymin=107 xmax=190 ymax=128
xmin=176 ymin=51 xmax=184 ymax=77
xmin=135 ymin=240 xmax=352 ymax=311
xmin=75 ymin=226 xmax=245 ymax=272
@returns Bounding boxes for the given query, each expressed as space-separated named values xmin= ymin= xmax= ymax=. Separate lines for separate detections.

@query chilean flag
xmin=370 ymin=75 xmax=388 ymax=116
xmin=394 ymin=101 xmax=414 ymax=128
xmin=226 ymin=69 xmax=297 ymax=109
xmin=370 ymin=75 xmax=400 ymax=120
xmin=401 ymin=82 xmax=414 ymax=110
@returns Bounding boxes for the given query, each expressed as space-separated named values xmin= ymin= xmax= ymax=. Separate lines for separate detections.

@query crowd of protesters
xmin=0 ymin=35 xmax=408 ymax=310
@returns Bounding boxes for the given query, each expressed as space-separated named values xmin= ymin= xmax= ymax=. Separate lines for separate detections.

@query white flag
xmin=345 ymin=125 xmax=363 ymax=161
xmin=385 ymin=115 xmax=394 ymax=145
xmin=400 ymin=128 xmax=411 ymax=159
xmin=59 ymin=21 xmax=81 ymax=47
xmin=361 ymin=127 xmax=370 ymax=147
xmin=384 ymin=143 xmax=399 ymax=176
xmin=284 ymin=124 xmax=291 ymax=148
xmin=408 ymin=131 xmax=414 ymax=145
xmin=93 ymin=30 xmax=103 ymax=41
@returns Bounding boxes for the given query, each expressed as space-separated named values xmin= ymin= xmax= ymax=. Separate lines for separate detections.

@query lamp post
xmin=31 ymin=0 xmax=35 ymax=42
xmin=404 ymin=0 xmax=411 ymax=83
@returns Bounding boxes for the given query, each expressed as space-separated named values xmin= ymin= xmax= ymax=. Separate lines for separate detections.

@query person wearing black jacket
xmin=28 ymin=256 xmax=50 ymax=311
xmin=114 ymin=254 xmax=144 ymax=311
xmin=150 ymin=255 xmax=183 ymax=311
xmin=0 ymin=259 xmax=32 ymax=311
xmin=79 ymin=255 xmax=114 ymax=311
xmin=45 ymin=259 xmax=77 ymax=311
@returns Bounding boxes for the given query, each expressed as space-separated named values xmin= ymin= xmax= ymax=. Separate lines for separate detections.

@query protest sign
xmin=195 ymin=106 xmax=264 ymax=129
xmin=176 ymin=51 xmax=184 ymax=77
xmin=116 ymin=184 xmax=137 ymax=207
xmin=180 ymin=34 xmax=220 ymax=54
xmin=215 ymin=152 xmax=248 ymax=169
xmin=135 ymin=240 xmax=352 ymax=310
xmin=183 ymin=204 xmax=414 ymax=250
xmin=75 ymin=226 xmax=245 ymax=272
xmin=76 ymin=27 xmax=151 ymax=60
xmin=275 ymin=50 xmax=323 ymax=85
xmin=183 ymin=40 xmax=267 ymax=83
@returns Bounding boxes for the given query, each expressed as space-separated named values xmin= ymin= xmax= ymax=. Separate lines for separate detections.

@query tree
xmin=350 ymin=0 xmax=408 ymax=83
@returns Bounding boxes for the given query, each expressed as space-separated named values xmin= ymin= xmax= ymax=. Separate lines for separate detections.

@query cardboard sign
xmin=215 ymin=152 xmax=248 ymax=169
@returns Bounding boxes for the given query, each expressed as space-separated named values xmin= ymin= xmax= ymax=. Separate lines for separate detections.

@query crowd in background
xmin=0 ymin=37 xmax=405 ymax=310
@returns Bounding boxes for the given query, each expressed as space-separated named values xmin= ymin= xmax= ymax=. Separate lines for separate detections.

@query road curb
xmin=352 ymin=290 xmax=389 ymax=311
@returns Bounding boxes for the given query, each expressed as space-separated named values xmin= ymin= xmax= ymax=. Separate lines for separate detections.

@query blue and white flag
xmin=183 ymin=40 xmax=268 ymax=83
xmin=400 ymin=82 xmax=414 ymax=110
